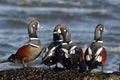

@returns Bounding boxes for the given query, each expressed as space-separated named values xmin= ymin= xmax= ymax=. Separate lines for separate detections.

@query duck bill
xmin=0 ymin=59 xmax=9 ymax=63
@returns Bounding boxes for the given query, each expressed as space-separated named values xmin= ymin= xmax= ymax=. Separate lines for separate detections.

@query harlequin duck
xmin=84 ymin=24 xmax=107 ymax=72
xmin=0 ymin=20 xmax=43 ymax=67
xmin=55 ymin=25 xmax=86 ymax=71
xmin=42 ymin=24 xmax=63 ymax=66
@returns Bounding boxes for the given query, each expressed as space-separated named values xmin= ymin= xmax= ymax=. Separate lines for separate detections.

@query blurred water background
xmin=0 ymin=0 xmax=120 ymax=72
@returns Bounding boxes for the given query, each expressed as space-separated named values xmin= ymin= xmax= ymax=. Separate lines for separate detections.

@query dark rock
xmin=0 ymin=67 xmax=120 ymax=80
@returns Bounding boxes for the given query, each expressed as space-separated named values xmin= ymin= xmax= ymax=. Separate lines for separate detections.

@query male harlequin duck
xmin=84 ymin=24 xmax=107 ymax=72
xmin=55 ymin=25 xmax=86 ymax=72
xmin=42 ymin=24 xmax=63 ymax=66
xmin=0 ymin=20 xmax=43 ymax=67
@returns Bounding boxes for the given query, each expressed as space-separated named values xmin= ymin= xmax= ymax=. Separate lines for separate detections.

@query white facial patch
xmin=64 ymin=30 xmax=66 ymax=32
xmin=100 ymin=28 xmax=103 ymax=31
xmin=33 ymin=24 xmax=35 ymax=27
xmin=58 ymin=28 xmax=61 ymax=33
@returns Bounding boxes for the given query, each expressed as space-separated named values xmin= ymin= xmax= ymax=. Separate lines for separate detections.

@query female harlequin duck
xmin=84 ymin=24 xmax=107 ymax=72
xmin=0 ymin=20 xmax=43 ymax=67
xmin=55 ymin=25 xmax=86 ymax=72
xmin=42 ymin=24 xmax=63 ymax=66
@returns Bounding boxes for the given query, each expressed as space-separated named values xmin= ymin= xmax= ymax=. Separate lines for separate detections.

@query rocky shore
xmin=0 ymin=67 xmax=120 ymax=80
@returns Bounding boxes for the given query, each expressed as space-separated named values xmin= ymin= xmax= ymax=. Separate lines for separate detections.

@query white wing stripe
xmin=70 ymin=46 xmax=77 ymax=51
xmin=61 ymin=48 xmax=69 ymax=58
xmin=95 ymin=47 xmax=103 ymax=56
xmin=50 ymin=47 xmax=56 ymax=52
xmin=88 ymin=47 xmax=92 ymax=55
xmin=86 ymin=55 xmax=92 ymax=61
xmin=70 ymin=46 xmax=77 ymax=54
xmin=48 ymin=47 xmax=56 ymax=56
xmin=42 ymin=48 xmax=48 ymax=57
xmin=62 ymin=48 xmax=68 ymax=54
xmin=95 ymin=56 xmax=102 ymax=62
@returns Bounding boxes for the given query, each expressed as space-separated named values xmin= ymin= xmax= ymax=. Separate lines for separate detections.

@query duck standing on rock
xmin=55 ymin=25 xmax=86 ymax=72
xmin=42 ymin=24 xmax=63 ymax=66
xmin=84 ymin=24 xmax=107 ymax=72
xmin=0 ymin=20 xmax=43 ymax=67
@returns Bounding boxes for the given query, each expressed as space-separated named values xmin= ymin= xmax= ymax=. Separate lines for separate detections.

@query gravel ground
xmin=0 ymin=67 xmax=120 ymax=80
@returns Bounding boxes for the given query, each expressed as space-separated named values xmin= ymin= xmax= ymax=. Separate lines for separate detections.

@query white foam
xmin=108 ymin=46 xmax=120 ymax=53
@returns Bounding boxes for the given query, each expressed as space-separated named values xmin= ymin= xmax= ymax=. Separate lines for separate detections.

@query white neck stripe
xmin=69 ymin=40 xmax=72 ymax=44
xmin=29 ymin=43 xmax=40 ymax=48
xmin=61 ymin=40 xmax=72 ymax=45
xmin=70 ymin=46 xmax=77 ymax=51
xmin=30 ymin=38 xmax=39 ymax=40
xmin=62 ymin=43 xmax=67 ymax=45
xmin=53 ymin=32 xmax=58 ymax=34
xmin=93 ymin=40 xmax=103 ymax=43
xmin=55 ymin=40 xmax=63 ymax=42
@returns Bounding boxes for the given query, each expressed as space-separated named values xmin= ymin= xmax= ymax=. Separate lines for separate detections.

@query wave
xmin=108 ymin=46 xmax=120 ymax=53
xmin=82 ymin=44 xmax=120 ymax=53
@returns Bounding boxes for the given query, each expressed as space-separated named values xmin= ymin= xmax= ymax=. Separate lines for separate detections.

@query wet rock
xmin=0 ymin=67 xmax=120 ymax=80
